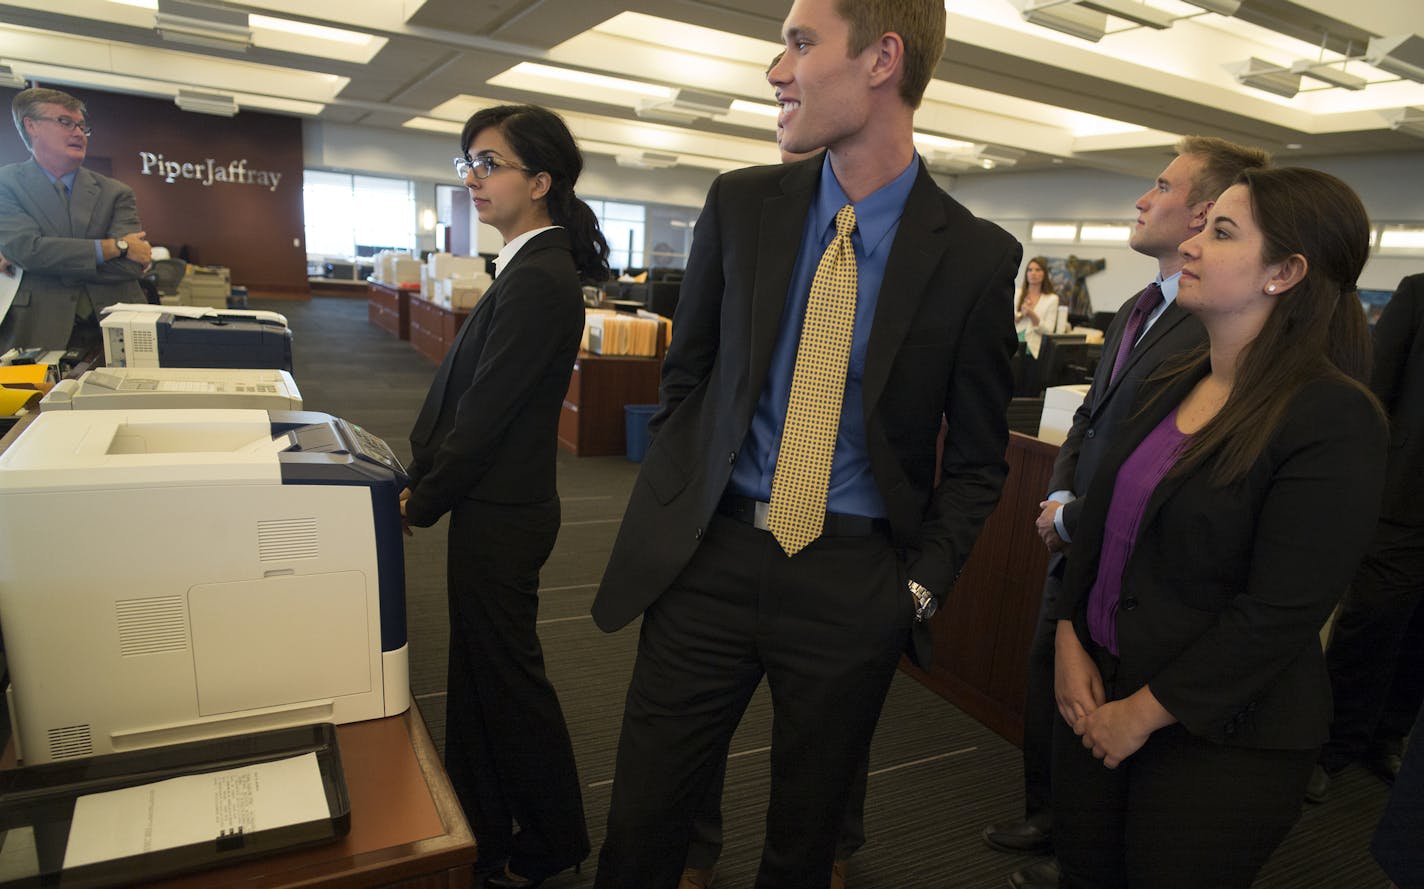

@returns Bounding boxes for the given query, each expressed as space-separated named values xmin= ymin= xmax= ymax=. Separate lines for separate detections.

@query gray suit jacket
xmin=0 ymin=158 xmax=145 ymax=351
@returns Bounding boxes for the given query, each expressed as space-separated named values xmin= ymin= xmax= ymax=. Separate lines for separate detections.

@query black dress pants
xmin=685 ymin=745 xmax=869 ymax=869
xmin=1321 ymin=518 xmax=1424 ymax=772
xmin=444 ymin=497 xmax=589 ymax=874
xmin=595 ymin=514 xmax=910 ymax=889
xmin=1051 ymin=647 xmax=1314 ymax=889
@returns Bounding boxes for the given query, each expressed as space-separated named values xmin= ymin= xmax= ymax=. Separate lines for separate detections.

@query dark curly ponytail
xmin=461 ymin=105 xmax=611 ymax=283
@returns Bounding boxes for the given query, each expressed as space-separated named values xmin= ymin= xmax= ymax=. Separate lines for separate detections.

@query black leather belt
xmin=716 ymin=493 xmax=888 ymax=537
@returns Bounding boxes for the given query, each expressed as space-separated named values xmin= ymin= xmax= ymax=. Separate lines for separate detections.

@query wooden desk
xmin=558 ymin=350 xmax=662 ymax=457
xmin=409 ymin=295 xmax=469 ymax=365
xmin=368 ymin=281 xmax=413 ymax=340
xmin=139 ymin=705 xmax=476 ymax=889
xmin=902 ymin=432 xmax=1059 ymax=746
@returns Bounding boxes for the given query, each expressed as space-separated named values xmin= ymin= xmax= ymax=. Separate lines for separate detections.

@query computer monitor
xmin=1037 ymin=333 xmax=1100 ymax=391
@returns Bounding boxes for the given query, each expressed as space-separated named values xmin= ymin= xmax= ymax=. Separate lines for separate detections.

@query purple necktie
xmin=1109 ymin=282 xmax=1164 ymax=384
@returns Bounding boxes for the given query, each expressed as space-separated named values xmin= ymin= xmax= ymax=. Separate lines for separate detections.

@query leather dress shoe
xmin=1369 ymin=740 xmax=1404 ymax=784
xmin=830 ymin=858 xmax=848 ymax=889
xmin=1008 ymin=857 xmax=1060 ymax=889
xmin=983 ymin=813 xmax=1053 ymax=854
xmin=678 ymin=866 xmax=716 ymax=889
xmin=485 ymin=860 xmax=582 ymax=889
xmin=1305 ymin=764 xmax=1332 ymax=804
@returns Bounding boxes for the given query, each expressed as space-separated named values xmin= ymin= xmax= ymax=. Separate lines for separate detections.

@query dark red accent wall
xmin=1 ymin=84 xmax=308 ymax=296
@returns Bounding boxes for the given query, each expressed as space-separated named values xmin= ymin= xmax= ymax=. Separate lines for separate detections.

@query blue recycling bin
xmin=624 ymin=404 xmax=658 ymax=462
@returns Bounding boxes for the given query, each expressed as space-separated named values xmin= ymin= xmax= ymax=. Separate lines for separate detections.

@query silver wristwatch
xmin=908 ymin=580 xmax=938 ymax=623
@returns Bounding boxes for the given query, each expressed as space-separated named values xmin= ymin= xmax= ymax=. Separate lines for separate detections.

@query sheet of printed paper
xmin=62 ymin=752 xmax=329 ymax=869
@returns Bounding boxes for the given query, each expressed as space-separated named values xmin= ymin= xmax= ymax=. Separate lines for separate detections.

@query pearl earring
xmin=1267 ymin=285 xmax=1276 ymax=293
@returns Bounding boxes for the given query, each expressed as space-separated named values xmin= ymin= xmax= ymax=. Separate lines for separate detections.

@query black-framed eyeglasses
xmin=31 ymin=115 xmax=92 ymax=137
xmin=454 ymin=154 xmax=530 ymax=182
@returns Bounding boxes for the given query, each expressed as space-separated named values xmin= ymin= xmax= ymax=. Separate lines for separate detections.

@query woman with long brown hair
xmin=1050 ymin=167 xmax=1387 ymax=888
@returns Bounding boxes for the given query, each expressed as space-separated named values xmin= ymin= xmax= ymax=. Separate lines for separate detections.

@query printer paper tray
xmin=0 ymin=723 xmax=349 ymax=888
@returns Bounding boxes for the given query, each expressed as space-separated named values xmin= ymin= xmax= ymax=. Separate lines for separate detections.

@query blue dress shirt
xmin=39 ymin=167 xmax=106 ymax=265
xmin=728 ymin=152 xmax=919 ymax=519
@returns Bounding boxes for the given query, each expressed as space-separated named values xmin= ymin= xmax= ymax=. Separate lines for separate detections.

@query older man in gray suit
xmin=0 ymin=87 xmax=152 ymax=352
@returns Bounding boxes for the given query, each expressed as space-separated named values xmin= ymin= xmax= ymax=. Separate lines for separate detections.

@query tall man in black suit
xmin=590 ymin=0 xmax=1021 ymax=885
xmin=0 ymin=87 xmax=152 ymax=353
xmin=983 ymin=136 xmax=1271 ymax=889
xmin=1312 ymin=272 xmax=1424 ymax=800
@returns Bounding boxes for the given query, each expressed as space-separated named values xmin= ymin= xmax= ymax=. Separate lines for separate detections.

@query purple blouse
xmin=1087 ymin=408 xmax=1191 ymax=654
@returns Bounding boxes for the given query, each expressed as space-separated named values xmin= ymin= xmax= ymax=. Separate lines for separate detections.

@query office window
xmin=304 ymin=171 xmax=416 ymax=257
xmin=589 ymin=200 xmax=647 ymax=271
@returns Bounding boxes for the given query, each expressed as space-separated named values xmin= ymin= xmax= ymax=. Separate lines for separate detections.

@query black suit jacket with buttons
xmin=404 ymin=228 xmax=584 ymax=525
xmin=590 ymin=156 xmax=1022 ymax=667
xmin=1370 ymin=273 xmax=1424 ymax=527
xmin=1048 ymin=289 xmax=1206 ymax=540
xmin=1053 ymin=367 xmax=1386 ymax=748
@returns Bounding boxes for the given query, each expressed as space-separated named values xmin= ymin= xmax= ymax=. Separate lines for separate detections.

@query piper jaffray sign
xmin=138 ymin=152 xmax=284 ymax=192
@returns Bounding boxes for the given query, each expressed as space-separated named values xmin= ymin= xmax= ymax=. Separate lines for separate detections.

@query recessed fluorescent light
xmin=1080 ymin=223 xmax=1131 ymax=242
xmin=730 ymin=100 xmax=779 ymax=118
xmin=1379 ymin=225 xmax=1424 ymax=249
xmin=1032 ymin=222 xmax=1079 ymax=241
xmin=1384 ymin=107 xmax=1424 ymax=139
xmin=509 ymin=63 xmax=673 ymax=99
xmin=250 ymin=14 xmax=370 ymax=45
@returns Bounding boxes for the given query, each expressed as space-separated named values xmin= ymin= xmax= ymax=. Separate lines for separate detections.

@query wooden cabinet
xmin=408 ymin=294 xmax=469 ymax=364
xmin=901 ymin=432 xmax=1059 ymax=746
xmin=558 ymin=351 xmax=662 ymax=457
xmin=367 ymin=281 xmax=411 ymax=340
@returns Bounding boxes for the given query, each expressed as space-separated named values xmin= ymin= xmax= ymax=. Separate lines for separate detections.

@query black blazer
xmin=1054 ymin=368 xmax=1386 ymax=749
xmin=1371 ymin=273 xmax=1424 ymax=527
xmin=591 ymin=157 xmax=1022 ymax=665
xmin=405 ymin=228 xmax=584 ymax=526
xmin=1048 ymin=291 xmax=1206 ymax=540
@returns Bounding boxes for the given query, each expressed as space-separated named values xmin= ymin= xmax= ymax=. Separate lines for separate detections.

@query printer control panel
xmin=338 ymin=418 xmax=406 ymax=476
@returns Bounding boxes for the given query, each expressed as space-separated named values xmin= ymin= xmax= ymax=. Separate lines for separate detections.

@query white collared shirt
xmin=493 ymin=225 xmax=561 ymax=278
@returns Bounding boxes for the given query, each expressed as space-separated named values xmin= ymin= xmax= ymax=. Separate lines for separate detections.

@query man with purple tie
xmin=984 ymin=135 xmax=1271 ymax=889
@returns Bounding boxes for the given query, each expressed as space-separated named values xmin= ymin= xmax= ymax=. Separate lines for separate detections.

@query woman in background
xmin=1050 ymin=167 xmax=1387 ymax=888
xmin=1016 ymin=256 xmax=1060 ymax=358
xmin=401 ymin=104 xmax=608 ymax=889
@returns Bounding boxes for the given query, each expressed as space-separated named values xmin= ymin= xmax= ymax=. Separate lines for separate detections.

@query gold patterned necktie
xmin=766 ymin=203 xmax=858 ymax=556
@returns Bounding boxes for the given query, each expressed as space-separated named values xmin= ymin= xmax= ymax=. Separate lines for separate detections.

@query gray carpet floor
xmin=279 ymin=294 xmax=1395 ymax=889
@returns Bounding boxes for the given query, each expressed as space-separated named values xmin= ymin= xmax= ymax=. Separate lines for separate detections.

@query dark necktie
xmin=1109 ymin=282 xmax=1164 ymax=384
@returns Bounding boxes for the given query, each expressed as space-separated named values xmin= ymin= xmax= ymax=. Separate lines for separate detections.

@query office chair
xmin=149 ymin=256 xmax=189 ymax=299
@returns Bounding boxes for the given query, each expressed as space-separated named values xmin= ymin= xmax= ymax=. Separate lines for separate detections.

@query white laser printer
xmin=100 ymin=304 xmax=294 ymax=372
xmin=40 ymin=367 xmax=303 ymax=412
xmin=0 ymin=409 xmax=410 ymax=764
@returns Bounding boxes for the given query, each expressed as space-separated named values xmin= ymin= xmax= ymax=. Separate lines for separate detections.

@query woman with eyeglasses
xmin=401 ymin=104 xmax=608 ymax=889
xmin=1049 ymin=167 xmax=1388 ymax=888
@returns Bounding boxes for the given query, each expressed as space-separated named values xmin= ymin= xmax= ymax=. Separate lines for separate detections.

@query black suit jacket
xmin=1048 ymin=290 xmax=1207 ymax=540
xmin=591 ymin=157 xmax=1022 ymax=665
xmin=0 ymin=159 xmax=146 ymax=351
xmin=1054 ymin=368 xmax=1386 ymax=749
xmin=1371 ymin=273 xmax=1424 ymax=527
xmin=405 ymin=228 xmax=584 ymax=525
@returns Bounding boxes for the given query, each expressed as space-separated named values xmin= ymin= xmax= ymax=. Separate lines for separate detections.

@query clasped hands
xmin=1053 ymin=620 xmax=1174 ymax=769
xmin=1036 ymin=500 xmax=1065 ymax=552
